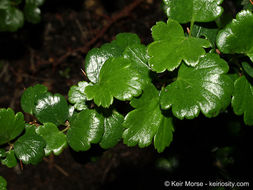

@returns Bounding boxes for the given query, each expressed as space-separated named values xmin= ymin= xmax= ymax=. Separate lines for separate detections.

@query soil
xmin=0 ymin=0 xmax=253 ymax=189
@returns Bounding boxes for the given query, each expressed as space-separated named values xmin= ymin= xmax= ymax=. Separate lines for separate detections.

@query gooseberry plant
xmin=1 ymin=0 xmax=253 ymax=187
xmin=0 ymin=0 xmax=45 ymax=32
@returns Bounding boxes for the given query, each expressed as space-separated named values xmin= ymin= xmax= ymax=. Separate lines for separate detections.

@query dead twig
xmin=43 ymin=157 xmax=69 ymax=177
xmin=54 ymin=0 xmax=145 ymax=66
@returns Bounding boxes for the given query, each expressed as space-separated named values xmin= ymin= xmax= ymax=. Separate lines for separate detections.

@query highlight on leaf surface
xmin=216 ymin=10 xmax=253 ymax=62
xmin=160 ymin=53 xmax=233 ymax=119
xmin=85 ymin=57 xmax=146 ymax=108
xmin=1 ymin=150 xmax=17 ymax=168
xmin=123 ymin=83 xmax=174 ymax=152
xmin=148 ymin=19 xmax=210 ymax=72
xmin=162 ymin=0 xmax=224 ymax=24
xmin=232 ymin=76 xmax=253 ymax=126
xmin=0 ymin=108 xmax=25 ymax=145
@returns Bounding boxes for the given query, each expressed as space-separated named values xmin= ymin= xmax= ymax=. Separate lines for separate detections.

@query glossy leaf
xmin=123 ymin=44 xmax=151 ymax=82
xmin=232 ymin=76 xmax=253 ymax=125
xmin=67 ymin=109 xmax=104 ymax=151
xmin=123 ymin=84 xmax=174 ymax=149
xmin=0 ymin=149 xmax=5 ymax=158
xmin=148 ymin=19 xmax=210 ymax=72
xmin=154 ymin=117 xmax=174 ymax=153
xmin=0 ymin=176 xmax=7 ymax=190
xmin=0 ymin=108 xmax=25 ymax=145
xmin=0 ymin=4 xmax=24 ymax=32
xmin=162 ymin=0 xmax=223 ymax=24
xmin=68 ymin=81 xmax=89 ymax=111
xmin=14 ymin=125 xmax=46 ymax=165
xmin=1 ymin=150 xmax=17 ymax=168
xmin=242 ymin=62 xmax=253 ymax=78
xmin=217 ymin=10 xmax=253 ymax=62
xmin=85 ymin=57 xmax=145 ymax=107
xmin=36 ymin=123 xmax=67 ymax=156
xmin=85 ymin=33 xmax=140 ymax=83
xmin=34 ymin=92 xmax=69 ymax=125
xmin=191 ymin=24 xmax=218 ymax=48
xmin=21 ymin=84 xmax=48 ymax=115
xmin=99 ymin=111 xmax=124 ymax=149
xmin=160 ymin=53 xmax=233 ymax=119
xmin=85 ymin=43 xmax=122 ymax=83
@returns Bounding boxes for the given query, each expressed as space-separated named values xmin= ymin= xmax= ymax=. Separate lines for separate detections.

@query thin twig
xmin=54 ymin=0 xmax=144 ymax=66
xmin=43 ymin=157 xmax=69 ymax=177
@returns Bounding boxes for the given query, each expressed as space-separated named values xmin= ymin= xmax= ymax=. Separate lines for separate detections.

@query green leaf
xmin=154 ymin=117 xmax=174 ymax=153
xmin=0 ymin=6 xmax=24 ymax=32
xmin=191 ymin=24 xmax=218 ymax=48
xmin=85 ymin=43 xmax=122 ymax=83
xmin=242 ymin=62 xmax=253 ymax=78
xmin=123 ymin=44 xmax=151 ymax=82
xmin=14 ymin=125 xmax=46 ymax=165
xmin=24 ymin=3 xmax=41 ymax=24
xmin=160 ymin=53 xmax=233 ymax=119
xmin=1 ymin=150 xmax=17 ymax=168
xmin=162 ymin=0 xmax=223 ymax=23
xmin=36 ymin=123 xmax=67 ymax=156
xmin=68 ymin=81 xmax=89 ymax=111
xmin=21 ymin=84 xmax=48 ymax=115
xmin=34 ymin=92 xmax=69 ymax=125
xmin=0 ymin=149 xmax=6 ymax=158
xmin=67 ymin=109 xmax=104 ymax=151
xmin=0 ymin=176 xmax=7 ymax=190
xmin=26 ymin=0 xmax=45 ymax=6
xmin=123 ymin=84 xmax=174 ymax=150
xmin=148 ymin=19 xmax=210 ymax=72
xmin=0 ymin=108 xmax=25 ymax=145
xmin=217 ymin=10 xmax=253 ymax=62
xmin=85 ymin=57 xmax=145 ymax=107
xmin=99 ymin=111 xmax=124 ymax=149
xmin=111 ymin=33 xmax=141 ymax=50
xmin=232 ymin=76 xmax=253 ymax=125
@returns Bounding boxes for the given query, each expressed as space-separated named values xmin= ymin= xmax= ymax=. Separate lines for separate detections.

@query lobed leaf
xmin=67 ymin=109 xmax=104 ymax=151
xmin=0 ymin=108 xmax=25 ymax=145
xmin=160 ymin=53 xmax=233 ymax=119
xmin=232 ymin=76 xmax=253 ymax=125
xmin=123 ymin=84 xmax=174 ymax=151
xmin=217 ymin=10 xmax=253 ymax=62
xmin=148 ymin=19 xmax=210 ymax=72
xmin=85 ymin=57 xmax=145 ymax=107
xmin=34 ymin=92 xmax=69 ymax=125
xmin=162 ymin=0 xmax=224 ymax=24
xmin=68 ymin=81 xmax=89 ymax=111
xmin=1 ymin=150 xmax=17 ymax=168
xmin=21 ymin=84 xmax=48 ymax=115
xmin=36 ymin=123 xmax=67 ymax=156
xmin=14 ymin=125 xmax=46 ymax=165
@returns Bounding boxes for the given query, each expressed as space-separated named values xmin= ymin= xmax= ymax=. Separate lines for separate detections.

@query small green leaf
xmin=85 ymin=43 xmax=122 ymax=83
xmin=0 ymin=176 xmax=7 ymax=190
xmin=34 ymin=92 xmax=69 ymax=125
xmin=1 ymin=150 xmax=17 ymax=168
xmin=191 ymin=24 xmax=218 ymax=48
xmin=68 ymin=81 xmax=89 ymax=111
xmin=123 ymin=84 xmax=174 ymax=149
xmin=217 ymin=10 xmax=253 ymax=62
xmin=111 ymin=33 xmax=141 ymax=50
xmin=67 ymin=109 xmax=104 ymax=151
xmin=242 ymin=62 xmax=253 ymax=78
xmin=0 ymin=108 xmax=25 ymax=145
xmin=36 ymin=123 xmax=67 ymax=156
xmin=24 ymin=3 xmax=41 ymax=24
xmin=14 ymin=125 xmax=46 ymax=165
xmin=85 ymin=57 xmax=145 ymax=107
xmin=162 ymin=0 xmax=223 ymax=24
xmin=21 ymin=84 xmax=48 ymax=115
xmin=0 ymin=149 xmax=6 ymax=158
xmin=154 ymin=117 xmax=174 ymax=153
xmin=160 ymin=53 xmax=233 ymax=119
xmin=99 ymin=111 xmax=124 ymax=149
xmin=232 ymin=76 xmax=253 ymax=125
xmin=123 ymin=44 xmax=151 ymax=82
xmin=26 ymin=0 xmax=45 ymax=6
xmin=148 ymin=19 xmax=210 ymax=72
